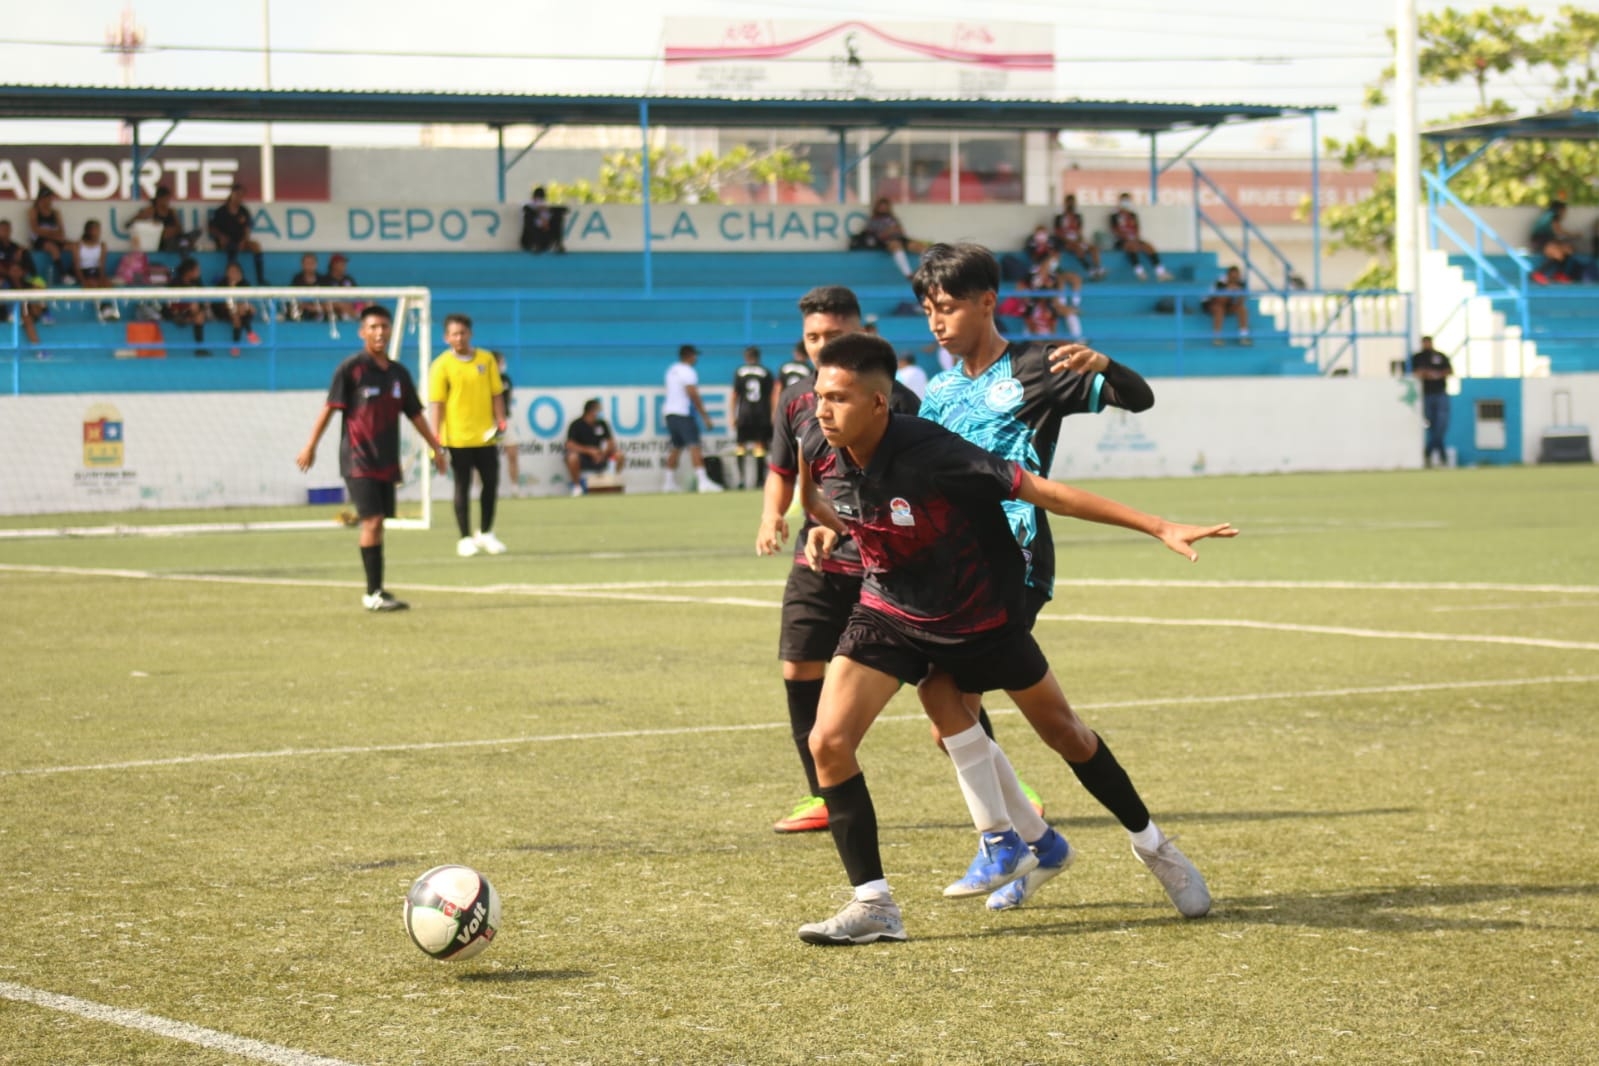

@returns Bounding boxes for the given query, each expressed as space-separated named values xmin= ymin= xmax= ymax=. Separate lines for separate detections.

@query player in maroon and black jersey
xmin=757 ymin=286 xmax=921 ymax=834
xmin=791 ymin=333 xmax=1235 ymax=945
xmin=296 ymin=305 xmax=448 ymax=612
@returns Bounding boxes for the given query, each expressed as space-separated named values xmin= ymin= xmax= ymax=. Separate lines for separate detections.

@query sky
xmin=0 ymin=0 xmax=1580 ymax=155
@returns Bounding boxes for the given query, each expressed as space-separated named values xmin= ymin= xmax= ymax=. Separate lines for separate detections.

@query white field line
xmin=1038 ymin=613 xmax=1599 ymax=652
xmin=0 ymin=981 xmax=359 ymax=1066
xmin=4 ymin=674 xmax=1596 ymax=781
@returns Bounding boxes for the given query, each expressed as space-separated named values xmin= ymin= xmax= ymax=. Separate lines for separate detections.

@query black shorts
xmin=665 ymin=414 xmax=700 ymax=449
xmin=345 ymin=476 xmax=396 ymax=519
xmin=778 ymin=565 xmax=863 ymax=664
xmin=573 ymin=450 xmax=609 ymax=473
xmin=833 ymin=605 xmax=1050 ymax=695
xmin=735 ymin=417 xmax=773 ymax=447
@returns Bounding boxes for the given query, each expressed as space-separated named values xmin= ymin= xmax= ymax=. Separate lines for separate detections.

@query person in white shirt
xmin=895 ymin=352 xmax=929 ymax=399
xmin=662 ymin=344 xmax=722 ymax=493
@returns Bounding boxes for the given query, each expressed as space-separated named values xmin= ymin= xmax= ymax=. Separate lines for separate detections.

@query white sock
xmin=1130 ymin=820 xmax=1164 ymax=852
xmin=1066 ymin=312 xmax=1083 ymax=340
xmin=892 ymin=248 xmax=912 ymax=277
xmin=1240 ymin=327 xmax=1250 ymax=337
xmin=944 ymin=724 xmax=1011 ymax=834
xmin=991 ymin=741 xmax=1050 ymax=843
xmin=854 ymin=878 xmax=891 ymax=902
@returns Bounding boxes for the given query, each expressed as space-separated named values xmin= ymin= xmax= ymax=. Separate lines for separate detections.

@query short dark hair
xmin=444 ymin=313 xmax=473 ymax=331
xmin=360 ymin=304 xmax=392 ymax=324
xmin=797 ymin=285 xmax=861 ymax=320
xmin=583 ymin=398 xmax=602 ymax=415
xmin=743 ymin=345 xmax=761 ymax=360
xmin=910 ymin=242 xmax=1000 ymax=303
xmin=815 ymin=332 xmax=897 ymax=385
xmin=678 ymin=344 xmax=699 ymax=359
xmin=154 ymin=184 xmax=172 ymax=198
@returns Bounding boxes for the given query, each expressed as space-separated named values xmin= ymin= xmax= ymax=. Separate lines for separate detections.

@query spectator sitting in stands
xmin=70 ymin=220 xmax=119 ymax=321
xmin=133 ymin=184 xmax=200 ymax=253
xmin=1530 ymin=200 xmax=1585 ymax=283
xmin=285 ymin=252 xmax=327 ymax=322
xmin=1019 ymin=256 xmax=1084 ymax=342
xmin=164 ymin=257 xmax=210 ymax=356
xmin=1051 ymin=193 xmax=1106 ymax=280
xmin=211 ymin=261 xmax=260 ymax=354
xmin=323 ymin=254 xmax=364 ymax=321
xmin=564 ymin=398 xmax=625 ymax=495
xmin=852 ymin=197 xmax=926 ymax=279
xmin=520 ymin=186 xmax=568 ymax=254
xmin=1109 ymin=193 xmax=1174 ymax=281
xmin=0 ymin=219 xmax=40 ymax=284
xmin=0 ymin=258 xmax=45 ymax=350
xmin=208 ymin=182 xmax=267 ymax=284
xmin=1202 ymin=265 xmax=1252 ymax=346
xmin=28 ymin=191 xmax=70 ymax=284
xmin=895 ymin=351 xmax=929 ymax=399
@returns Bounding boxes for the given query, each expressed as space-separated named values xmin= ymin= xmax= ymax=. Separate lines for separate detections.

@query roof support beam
xmin=496 ymin=124 xmax=552 ymax=204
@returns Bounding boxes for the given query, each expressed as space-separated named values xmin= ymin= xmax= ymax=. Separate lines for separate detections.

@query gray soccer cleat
xmin=1133 ymin=831 xmax=1211 ymax=918
xmin=798 ymin=897 xmax=907 ymax=945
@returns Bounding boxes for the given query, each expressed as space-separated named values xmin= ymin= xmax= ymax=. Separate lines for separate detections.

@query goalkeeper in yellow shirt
xmin=430 ymin=313 xmax=509 ymax=557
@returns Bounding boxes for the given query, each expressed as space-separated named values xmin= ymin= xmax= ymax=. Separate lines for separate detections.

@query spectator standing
xmin=519 ymin=186 xmax=568 ymax=254
xmin=429 ymin=313 xmax=508 ymax=556
xmin=1201 ymin=266 xmax=1252 ymax=346
xmin=210 ymin=261 xmax=260 ymax=354
xmin=208 ymin=182 xmax=267 ymax=284
xmin=165 ymin=257 xmax=209 ymax=356
xmin=1051 ymin=193 xmax=1105 ymax=279
xmin=28 ymin=191 xmax=69 ymax=284
xmin=732 ymin=345 xmax=776 ymax=490
xmin=854 ymin=197 xmax=927 ymax=279
xmin=286 ymin=252 xmax=327 ymax=322
xmin=297 ymin=304 xmax=449 ymax=611
xmin=661 ymin=344 xmax=722 ymax=493
xmin=895 ymin=352 xmax=929 ymax=399
xmin=1410 ymin=336 xmax=1454 ymax=468
xmin=565 ymin=399 xmax=626 ymax=496
xmin=1109 ymin=194 xmax=1173 ymax=281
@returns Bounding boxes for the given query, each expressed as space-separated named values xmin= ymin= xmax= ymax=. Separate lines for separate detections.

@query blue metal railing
xmin=1422 ymin=170 xmax=1535 ymax=336
xmin=1188 ymin=163 xmax=1300 ymax=297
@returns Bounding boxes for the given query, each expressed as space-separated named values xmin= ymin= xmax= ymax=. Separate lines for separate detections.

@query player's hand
xmin=804 ymin=527 xmax=838 ymax=572
xmin=432 ymin=448 xmax=449 ymax=474
xmin=1155 ymin=521 xmax=1239 ymax=561
xmin=756 ymin=514 xmax=789 ymax=556
xmin=295 ymin=446 xmax=314 ymax=472
xmin=1047 ymin=343 xmax=1108 ymax=376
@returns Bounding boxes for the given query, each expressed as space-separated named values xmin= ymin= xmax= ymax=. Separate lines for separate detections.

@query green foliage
xmin=1316 ymin=4 xmax=1599 ymax=280
xmin=544 ymin=144 xmax=813 ymax=204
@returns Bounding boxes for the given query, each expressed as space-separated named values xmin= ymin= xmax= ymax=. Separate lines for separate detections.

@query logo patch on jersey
xmin=889 ymin=497 xmax=915 ymax=527
xmin=361 ymin=386 xmax=381 ymax=399
xmin=985 ymin=377 xmax=1024 ymax=413
xmin=391 ymin=382 xmax=402 ymax=398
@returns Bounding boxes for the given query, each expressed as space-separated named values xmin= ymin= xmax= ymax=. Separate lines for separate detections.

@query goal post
xmin=0 ymin=285 xmax=436 ymax=537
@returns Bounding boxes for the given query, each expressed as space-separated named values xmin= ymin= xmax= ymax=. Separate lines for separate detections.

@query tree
xmin=543 ymin=145 xmax=813 ymax=205
xmin=1315 ymin=4 xmax=1599 ymax=287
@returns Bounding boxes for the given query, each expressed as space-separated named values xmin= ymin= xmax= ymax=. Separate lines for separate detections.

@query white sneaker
xmin=362 ymin=590 xmax=408 ymax=612
xmin=798 ymin=897 xmax=906 ymax=945
xmin=661 ymin=476 xmax=677 ymax=493
xmin=1155 ymin=266 xmax=1175 ymax=282
xmin=570 ymin=484 xmax=586 ymax=497
xmin=474 ymin=531 xmax=507 ymax=555
xmin=1134 ymin=265 xmax=1149 ymax=281
xmin=696 ymin=474 xmax=724 ymax=494
xmin=1133 ymin=830 xmax=1211 ymax=918
xmin=456 ymin=536 xmax=478 ymax=558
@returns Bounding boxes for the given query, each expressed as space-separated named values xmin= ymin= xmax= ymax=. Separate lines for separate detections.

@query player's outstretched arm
xmin=1016 ymin=470 xmax=1237 ymax=561
xmin=1045 ymin=345 xmax=1154 ymax=411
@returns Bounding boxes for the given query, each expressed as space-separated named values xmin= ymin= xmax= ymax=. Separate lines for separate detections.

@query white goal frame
xmin=0 ymin=285 xmax=435 ymax=538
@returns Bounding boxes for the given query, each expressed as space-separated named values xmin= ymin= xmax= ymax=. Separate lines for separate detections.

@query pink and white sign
xmin=663 ymin=19 xmax=1054 ymax=97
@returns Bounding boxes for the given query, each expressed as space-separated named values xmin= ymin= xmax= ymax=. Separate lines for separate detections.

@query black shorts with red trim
xmin=778 ymin=565 xmax=862 ymax=664
xmin=345 ymin=476 xmax=396 ymax=519
xmin=833 ymin=604 xmax=1049 ymax=695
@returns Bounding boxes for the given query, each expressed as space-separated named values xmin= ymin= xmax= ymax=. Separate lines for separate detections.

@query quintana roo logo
xmin=985 ymin=377 xmax=1024 ymax=413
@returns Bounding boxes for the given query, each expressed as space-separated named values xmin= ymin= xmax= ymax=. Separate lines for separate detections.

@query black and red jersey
xmin=809 ymin=413 xmax=1026 ymax=639
xmin=767 ymin=369 xmax=921 ymax=576
xmin=325 ymin=353 xmax=422 ymax=482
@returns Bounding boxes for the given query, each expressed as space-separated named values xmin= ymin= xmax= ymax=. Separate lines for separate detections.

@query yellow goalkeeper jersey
xmin=429 ymin=349 xmax=505 ymax=448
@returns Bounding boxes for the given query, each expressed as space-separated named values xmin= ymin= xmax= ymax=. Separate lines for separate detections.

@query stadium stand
xmin=1447 ymin=254 xmax=1599 ymax=374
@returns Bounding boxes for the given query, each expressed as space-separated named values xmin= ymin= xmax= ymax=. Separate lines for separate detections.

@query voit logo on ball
xmin=82 ymin=403 xmax=124 ymax=468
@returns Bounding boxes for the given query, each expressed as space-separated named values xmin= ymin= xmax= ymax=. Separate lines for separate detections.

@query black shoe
xmin=362 ymin=590 xmax=409 ymax=612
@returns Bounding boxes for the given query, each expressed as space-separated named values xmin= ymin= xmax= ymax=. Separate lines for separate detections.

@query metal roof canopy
xmin=1422 ymin=109 xmax=1599 ymax=143
xmin=0 ymin=84 xmax=1317 ymax=133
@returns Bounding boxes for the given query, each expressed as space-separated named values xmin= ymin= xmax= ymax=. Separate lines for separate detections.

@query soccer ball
xmin=403 ymin=864 xmax=501 ymax=961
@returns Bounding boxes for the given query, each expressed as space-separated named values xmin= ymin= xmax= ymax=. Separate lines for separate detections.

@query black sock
xmin=252 ymin=251 xmax=266 ymax=284
xmin=976 ymin=704 xmax=996 ymax=741
xmin=479 ymin=456 xmax=498 ymax=533
xmin=192 ymin=323 xmax=204 ymax=343
xmin=232 ymin=324 xmax=243 ymax=342
xmin=1149 ymin=251 xmax=1163 ymax=267
xmin=785 ymin=678 xmax=824 ymax=795
xmin=818 ymin=772 xmax=883 ymax=887
xmin=1068 ymin=732 xmax=1150 ymax=832
xmin=755 ymin=455 xmax=768 ymax=488
xmin=360 ymin=544 xmax=383 ymax=595
xmin=1126 ymin=249 xmax=1141 ymax=268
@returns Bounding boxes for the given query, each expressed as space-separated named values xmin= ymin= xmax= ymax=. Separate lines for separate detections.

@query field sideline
xmin=1 ymin=466 xmax=1596 ymax=1065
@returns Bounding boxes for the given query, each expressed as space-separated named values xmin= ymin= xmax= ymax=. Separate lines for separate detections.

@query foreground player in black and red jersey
xmin=792 ymin=333 xmax=1235 ymax=945
xmin=297 ymin=305 xmax=448 ymax=611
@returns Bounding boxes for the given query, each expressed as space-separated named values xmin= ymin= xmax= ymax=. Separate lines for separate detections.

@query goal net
xmin=0 ymin=285 xmax=437 ymax=538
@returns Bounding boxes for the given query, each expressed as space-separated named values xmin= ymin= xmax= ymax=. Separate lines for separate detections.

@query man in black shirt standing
xmin=731 ymin=346 xmax=775 ymax=490
xmin=792 ymin=334 xmax=1235 ymax=944
xmin=1411 ymin=336 xmax=1454 ymax=468
xmin=296 ymin=305 xmax=448 ymax=611
xmin=208 ymin=182 xmax=266 ymax=285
